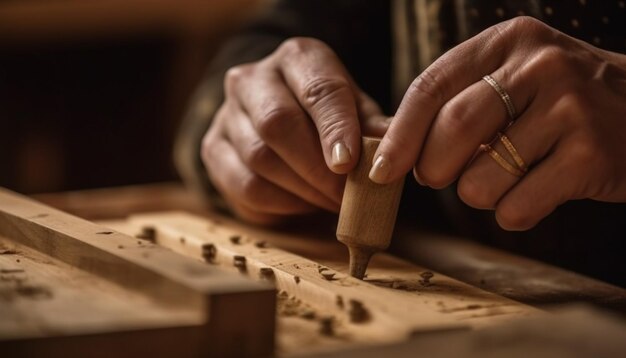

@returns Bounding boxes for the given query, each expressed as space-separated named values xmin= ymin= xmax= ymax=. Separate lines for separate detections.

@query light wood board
xmin=106 ymin=211 xmax=542 ymax=355
xmin=0 ymin=188 xmax=275 ymax=357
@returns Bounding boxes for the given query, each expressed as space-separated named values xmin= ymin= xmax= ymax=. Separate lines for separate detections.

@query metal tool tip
xmin=348 ymin=247 xmax=373 ymax=280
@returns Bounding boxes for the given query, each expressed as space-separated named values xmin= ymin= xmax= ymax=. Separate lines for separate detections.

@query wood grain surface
xmin=0 ymin=188 xmax=275 ymax=357
xmin=105 ymin=211 xmax=541 ymax=355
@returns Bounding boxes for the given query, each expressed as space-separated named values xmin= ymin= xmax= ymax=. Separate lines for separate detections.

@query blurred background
xmin=0 ymin=0 xmax=263 ymax=194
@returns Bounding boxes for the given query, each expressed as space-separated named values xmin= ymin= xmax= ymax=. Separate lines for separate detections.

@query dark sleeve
xmin=174 ymin=0 xmax=392 ymax=208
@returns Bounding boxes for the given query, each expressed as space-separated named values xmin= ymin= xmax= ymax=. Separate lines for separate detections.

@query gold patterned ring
xmin=482 ymin=75 xmax=517 ymax=121
xmin=498 ymin=132 xmax=527 ymax=172
xmin=480 ymin=131 xmax=528 ymax=177
xmin=481 ymin=144 xmax=526 ymax=177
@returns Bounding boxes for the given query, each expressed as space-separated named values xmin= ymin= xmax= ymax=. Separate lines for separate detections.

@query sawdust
xmin=336 ymin=295 xmax=344 ymax=309
xmin=420 ymin=271 xmax=434 ymax=286
xmin=366 ymin=278 xmax=420 ymax=292
xmin=277 ymin=291 xmax=346 ymax=339
xmin=277 ymin=291 xmax=311 ymax=318
xmin=348 ymin=299 xmax=370 ymax=323
xmin=16 ymin=284 xmax=53 ymax=300
xmin=319 ymin=317 xmax=334 ymax=336
xmin=201 ymin=243 xmax=216 ymax=262
xmin=0 ymin=275 xmax=53 ymax=302
xmin=135 ymin=226 xmax=156 ymax=242
xmin=233 ymin=255 xmax=247 ymax=273
xmin=259 ymin=267 xmax=275 ymax=281
xmin=321 ymin=272 xmax=336 ymax=281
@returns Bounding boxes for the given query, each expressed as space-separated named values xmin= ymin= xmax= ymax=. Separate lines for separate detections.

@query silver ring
xmin=482 ymin=75 xmax=516 ymax=121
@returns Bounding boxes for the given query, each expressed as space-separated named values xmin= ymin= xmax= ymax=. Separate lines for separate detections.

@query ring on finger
xmin=480 ymin=132 xmax=528 ymax=177
xmin=482 ymin=74 xmax=517 ymax=122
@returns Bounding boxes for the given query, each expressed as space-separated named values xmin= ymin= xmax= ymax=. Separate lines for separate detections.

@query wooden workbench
xmin=32 ymin=182 xmax=626 ymax=313
xmin=20 ymin=182 xmax=626 ymax=357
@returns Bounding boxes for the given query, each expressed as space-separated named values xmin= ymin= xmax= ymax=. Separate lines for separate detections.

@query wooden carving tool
xmin=336 ymin=137 xmax=404 ymax=279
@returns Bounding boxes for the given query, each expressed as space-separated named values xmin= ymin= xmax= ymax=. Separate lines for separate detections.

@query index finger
xmin=370 ymin=18 xmax=524 ymax=184
xmin=274 ymin=38 xmax=363 ymax=174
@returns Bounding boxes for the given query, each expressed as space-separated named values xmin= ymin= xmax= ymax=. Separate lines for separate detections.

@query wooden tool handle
xmin=336 ymin=137 xmax=404 ymax=278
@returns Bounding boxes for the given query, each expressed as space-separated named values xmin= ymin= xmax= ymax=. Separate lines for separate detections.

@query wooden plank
xmin=32 ymin=182 xmax=208 ymax=220
xmin=36 ymin=182 xmax=626 ymax=312
xmin=119 ymin=211 xmax=542 ymax=354
xmin=0 ymin=188 xmax=276 ymax=357
xmin=308 ymin=306 xmax=626 ymax=358
xmin=393 ymin=229 xmax=626 ymax=312
xmin=0 ymin=238 xmax=198 ymax=339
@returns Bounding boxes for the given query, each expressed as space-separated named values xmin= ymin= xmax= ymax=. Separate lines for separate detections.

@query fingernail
xmin=331 ymin=142 xmax=351 ymax=167
xmin=369 ymin=155 xmax=391 ymax=183
xmin=413 ymin=167 xmax=426 ymax=186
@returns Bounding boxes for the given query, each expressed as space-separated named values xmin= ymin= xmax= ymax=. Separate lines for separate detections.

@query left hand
xmin=370 ymin=17 xmax=626 ymax=230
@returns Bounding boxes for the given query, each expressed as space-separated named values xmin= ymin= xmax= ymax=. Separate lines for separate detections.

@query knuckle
xmin=224 ymin=67 xmax=242 ymax=85
xmin=408 ymin=66 xmax=446 ymax=103
xmin=457 ymin=172 xmax=497 ymax=209
xmin=493 ymin=17 xmax=552 ymax=54
xmin=224 ymin=64 xmax=253 ymax=91
xmin=316 ymin=114 xmax=351 ymax=144
xmin=534 ymin=46 xmax=573 ymax=75
xmin=279 ymin=37 xmax=328 ymax=56
xmin=239 ymin=174 xmax=265 ymax=208
xmin=492 ymin=16 xmax=554 ymax=40
xmin=243 ymin=139 xmax=273 ymax=170
xmin=255 ymin=106 xmax=301 ymax=142
xmin=569 ymin=136 xmax=598 ymax=164
xmin=550 ymin=93 xmax=593 ymax=128
xmin=301 ymin=76 xmax=351 ymax=109
xmin=437 ymin=100 xmax=474 ymax=139
xmin=505 ymin=16 xmax=547 ymax=36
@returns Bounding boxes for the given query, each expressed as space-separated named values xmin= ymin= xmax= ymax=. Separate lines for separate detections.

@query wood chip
xmin=259 ymin=267 xmax=275 ymax=280
xmin=319 ymin=317 xmax=334 ymax=336
xmin=233 ymin=255 xmax=247 ymax=272
xmin=321 ymin=272 xmax=336 ymax=281
xmin=348 ymin=299 xmax=369 ymax=323
xmin=135 ymin=226 xmax=156 ymax=242
xmin=201 ymin=243 xmax=216 ymax=262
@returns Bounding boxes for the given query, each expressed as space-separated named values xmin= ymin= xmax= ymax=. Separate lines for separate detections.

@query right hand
xmin=201 ymin=38 xmax=389 ymax=225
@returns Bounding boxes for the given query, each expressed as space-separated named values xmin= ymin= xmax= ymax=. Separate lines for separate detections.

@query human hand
xmin=371 ymin=17 xmax=626 ymax=230
xmin=202 ymin=38 xmax=389 ymax=224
